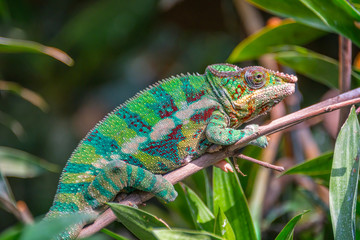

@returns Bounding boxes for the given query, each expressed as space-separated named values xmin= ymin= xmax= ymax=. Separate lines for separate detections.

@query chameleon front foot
xmin=245 ymin=124 xmax=268 ymax=148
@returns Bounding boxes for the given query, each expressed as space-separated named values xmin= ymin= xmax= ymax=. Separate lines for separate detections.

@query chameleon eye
xmin=245 ymin=69 xmax=266 ymax=89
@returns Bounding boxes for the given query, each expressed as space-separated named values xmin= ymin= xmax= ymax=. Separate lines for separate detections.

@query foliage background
xmin=0 ymin=0 xmax=358 ymax=239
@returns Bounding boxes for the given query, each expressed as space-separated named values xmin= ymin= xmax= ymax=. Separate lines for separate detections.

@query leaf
xmin=108 ymin=203 xmax=169 ymax=240
xmin=228 ymin=20 xmax=325 ymax=62
xmin=329 ymin=106 xmax=360 ymax=240
xmin=299 ymin=0 xmax=360 ymax=47
xmin=181 ymin=183 xmax=215 ymax=232
xmin=0 ymin=171 xmax=17 ymax=214
xmin=0 ymin=111 xmax=25 ymax=139
xmin=166 ymin=183 xmax=195 ymax=228
xmin=246 ymin=0 xmax=331 ymax=31
xmin=214 ymin=208 xmax=236 ymax=240
xmin=101 ymin=229 xmax=130 ymax=240
xmin=0 ymin=37 xmax=73 ymax=66
xmin=213 ymin=163 xmax=257 ymax=240
xmin=20 ymin=213 xmax=91 ymax=240
xmin=0 ymin=225 xmax=23 ymax=240
xmin=0 ymin=80 xmax=48 ymax=111
xmin=203 ymin=170 xmax=213 ymax=212
xmin=274 ymin=46 xmax=360 ymax=88
xmin=283 ymin=152 xmax=333 ymax=185
xmin=152 ymin=229 xmax=224 ymax=240
xmin=275 ymin=211 xmax=309 ymax=240
xmin=0 ymin=147 xmax=59 ymax=178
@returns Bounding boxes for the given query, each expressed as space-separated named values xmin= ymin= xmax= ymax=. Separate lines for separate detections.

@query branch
xmin=79 ymin=87 xmax=360 ymax=238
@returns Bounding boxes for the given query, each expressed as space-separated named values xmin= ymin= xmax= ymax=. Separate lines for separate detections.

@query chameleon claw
xmin=232 ymin=158 xmax=247 ymax=176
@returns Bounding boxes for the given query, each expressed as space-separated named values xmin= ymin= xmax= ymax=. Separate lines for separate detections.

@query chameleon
xmin=45 ymin=63 xmax=297 ymax=239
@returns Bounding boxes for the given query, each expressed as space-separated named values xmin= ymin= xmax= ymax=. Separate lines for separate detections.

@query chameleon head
xmin=206 ymin=63 xmax=297 ymax=123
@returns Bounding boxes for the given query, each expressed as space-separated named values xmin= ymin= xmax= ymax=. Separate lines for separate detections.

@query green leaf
xmin=246 ymin=0 xmax=331 ymax=31
xmin=0 ymin=225 xmax=23 ymax=240
xmin=108 ymin=203 xmax=169 ymax=240
xmin=0 ymin=111 xmax=25 ymax=139
xmin=214 ymin=208 xmax=236 ymax=240
xmin=283 ymin=152 xmax=333 ymax=185
xmin=274 ymin=46 xmax=360 ymax=89
xmin=0 ymin=80 xmax=48 ymax=111
xmin=275 ymin=211 xmax=309 ymax=240
xmin=152 ymin=229 xmax=224 ymax=240
xmin=0 ymin=37 xmax=74 ymax=66
xmin=228 ymin=20 xmax=325 ymax=62
xmin=0 ymin=172 xmax=17 ymax=215
xmin=101 ymin=229 xmax=130 ymax=240
xmin=166 ymin=183 xmax=195 ymax=228
xmin=0 ymin=147 xmax=59 ymax=178
xmin=203 ymin=170 xmax=213 ymax=212
xmin=181 ymin=183 xmax=215 ymax=232
xmin=20 ymin=214 xmax=91 ymax=240
xmin=329 ymin=106 xmax=360 ymax=240
xmin=299 ymin=0 xmax=360 ymax=47
xmin=213 ymin=163 xmax=256 ymax=240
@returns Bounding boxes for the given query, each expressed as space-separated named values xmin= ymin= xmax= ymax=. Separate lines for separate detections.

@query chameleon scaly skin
xmin=45 ymin=63 xmax=297 ymax=239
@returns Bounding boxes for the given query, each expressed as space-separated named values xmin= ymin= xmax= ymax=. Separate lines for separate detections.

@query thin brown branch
xmin=338 ymin=36 xmax=352 ymax=131
xmin=236 ymin=153 xmax=284 ymax=172
xmin=79 ymin=87 xmax=360 ymax=238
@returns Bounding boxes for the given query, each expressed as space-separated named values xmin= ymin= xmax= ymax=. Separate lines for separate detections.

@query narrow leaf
xmin=0 ymin=147 xmax=59 ymax=178
xmin=203 ymin=170 xmax=213 ymax=212
xmin=214 ymin=208 xmax=236 ymax=240
xmin=283 ymin=152 xmax=333 ymax=185
xmin=0 ymin=80 xmax=48 ymax=111
xmin=213 ymin=164 xmax=256 ymax=240
xmin=166 ymin=183 xmax=195 ymax=228
xmin=299 ymin=0 xmax=360 ymax=47
xmin=0 ymin=171 xmax=17 ymax=214
xmin=108 ymin=203 xmax=169 ymax=240
xmin=0 ymin=37 xmax=73 ymax=66
xmin=0 ymin=225 xmax=22 ymax=240
xmin=228 ymin=20 xmax=325 ymax=62
xmin=329 ymin=106 xmax=360 ymax=240
xmin=246 ymin=0 xmax=331 ymax=31
xmin=275 ymin=211 xmax=309 ymax=240
xmin=153 ymin=229 xmax=224 ymax=240
xmin=0 ymin=111 xmax=25 ymax=139
xmin=101 ymin=229 xmax=130 ymax=240
xmin=182 ymin=183 xmax=215 ymax=232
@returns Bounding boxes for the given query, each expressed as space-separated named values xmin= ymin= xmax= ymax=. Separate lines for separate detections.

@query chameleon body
xmin=45 ymin=63 xmax=297 ymax=239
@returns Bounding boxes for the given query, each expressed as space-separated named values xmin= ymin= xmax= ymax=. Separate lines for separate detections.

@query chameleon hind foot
xmin=85 ymin=160 xmax=177 ymax=208
xmin=214 ymin=160 xmax=234 ymax=172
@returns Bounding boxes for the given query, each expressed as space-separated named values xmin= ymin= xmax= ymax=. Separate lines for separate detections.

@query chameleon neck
xmin=205 ymin=73 xmax=242 ymax=127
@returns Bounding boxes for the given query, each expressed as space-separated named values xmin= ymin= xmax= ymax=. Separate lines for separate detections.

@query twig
xmin=79 ymin=87 xmax=360 ymax=238
xmin=338 ymin=36 xmax=352 ymax=131
xmin=236 ymin=153 xmax=284 ymax=172
xmin=232 ymin=158 xmax=247 ymax=176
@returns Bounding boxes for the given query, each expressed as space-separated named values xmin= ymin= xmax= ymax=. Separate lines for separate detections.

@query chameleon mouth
xmin=233 ymin=83 xmax=295 ymax=107
xmin=269 ymin=70 xmax=298 ymax=83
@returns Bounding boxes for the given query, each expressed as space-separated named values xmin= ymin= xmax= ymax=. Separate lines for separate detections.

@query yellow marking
xmin=71 ymin=145 xmax=100 ymax=164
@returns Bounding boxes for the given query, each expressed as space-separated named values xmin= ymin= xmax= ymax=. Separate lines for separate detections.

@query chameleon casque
xmin=45 ymin=63 xmax=297 ymax=239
